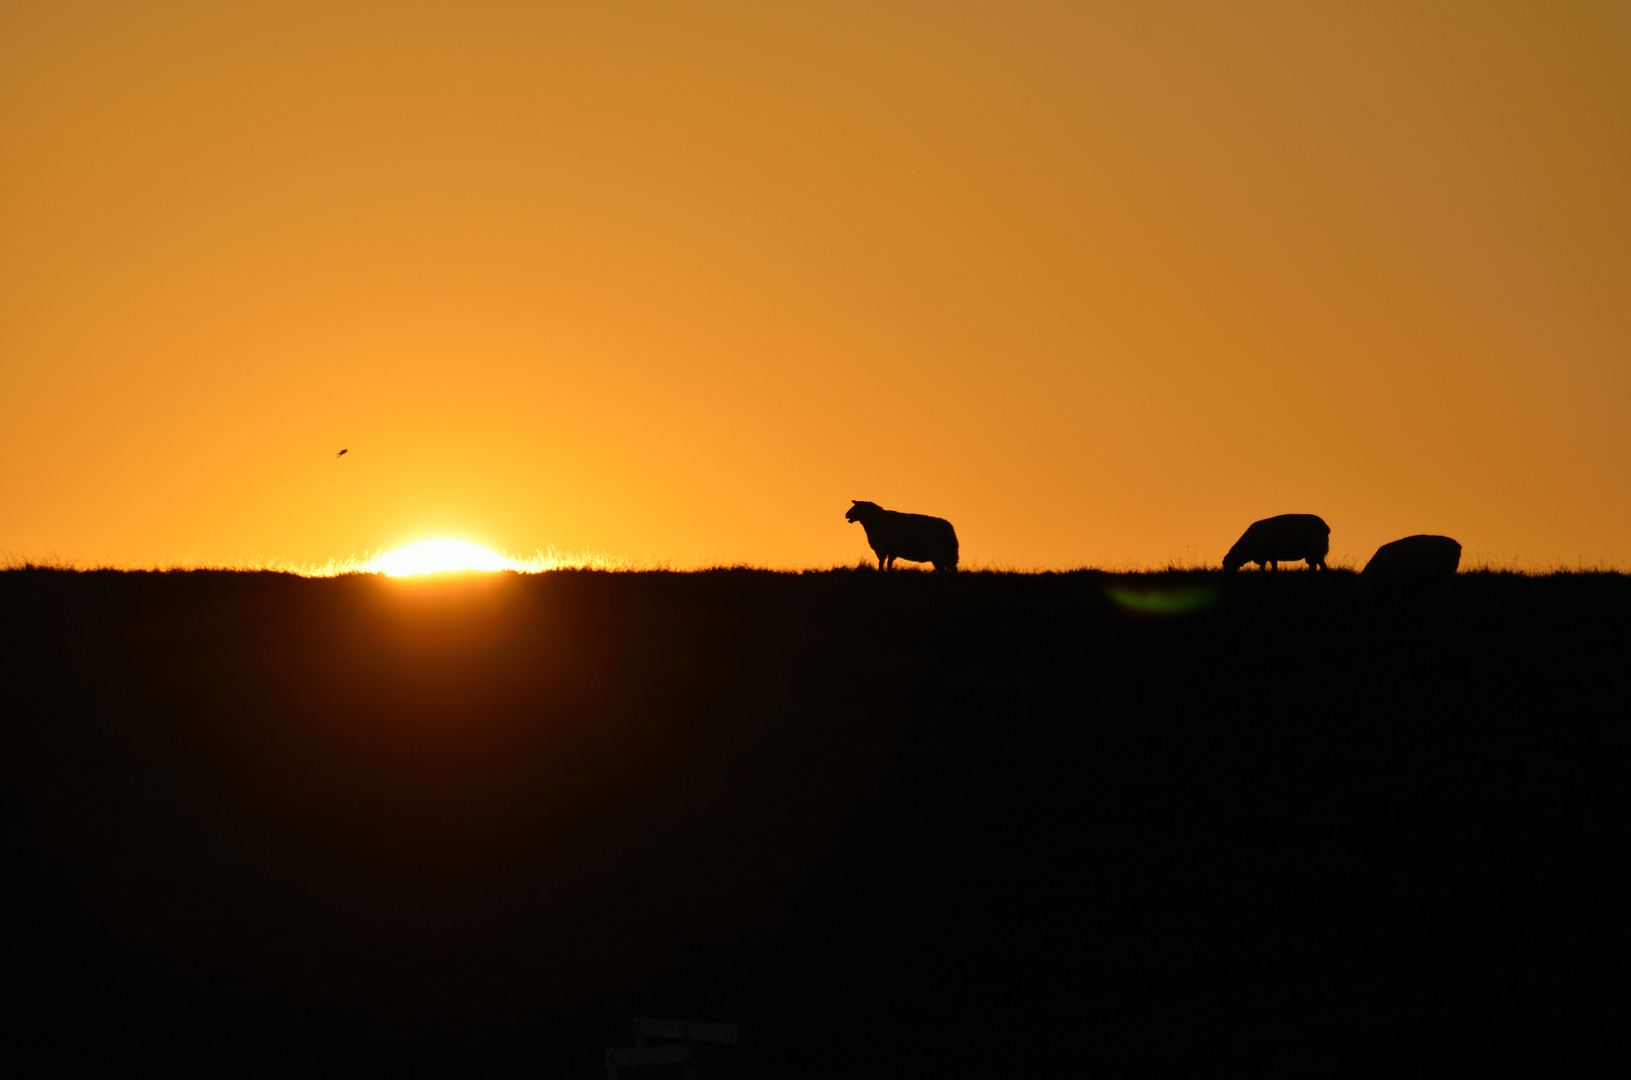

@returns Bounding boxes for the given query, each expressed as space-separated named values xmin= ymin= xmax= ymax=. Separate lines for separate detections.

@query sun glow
xmin=373 ymin=540 xmax=516 ymax=576
xmin=266 ymin=544 xmax=640 ymax=577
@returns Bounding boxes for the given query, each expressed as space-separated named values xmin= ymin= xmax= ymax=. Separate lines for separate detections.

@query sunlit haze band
xmin=144 ymin=543 xmax=641 ymax=578
xmin=373 ymin=539 xmax=516 ymax=576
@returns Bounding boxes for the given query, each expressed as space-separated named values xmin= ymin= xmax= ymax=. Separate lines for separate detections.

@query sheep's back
xmin=1235 ymin=514 xmax=1329 ymax=560
xmin=1363 ymin=535 xmax=1461 ymax=580
xmin=875 ymin=510 xmax=958 ymax=562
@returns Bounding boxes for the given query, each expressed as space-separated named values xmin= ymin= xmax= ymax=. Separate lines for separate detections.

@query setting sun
xmin=373 ymin=540 xmax=514 ymax=577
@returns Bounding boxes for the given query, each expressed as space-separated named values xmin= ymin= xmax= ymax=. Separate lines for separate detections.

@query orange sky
xmin=3 ymin=1 xmax=1628 ymax=569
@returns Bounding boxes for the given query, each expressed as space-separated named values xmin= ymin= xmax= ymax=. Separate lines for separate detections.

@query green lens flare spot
xmin=1106 ymin=585 xmax=1222 ymax=614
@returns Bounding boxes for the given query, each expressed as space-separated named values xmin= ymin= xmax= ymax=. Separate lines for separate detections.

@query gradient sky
xmin=4 ymin=1 xmax=1628 ymax=569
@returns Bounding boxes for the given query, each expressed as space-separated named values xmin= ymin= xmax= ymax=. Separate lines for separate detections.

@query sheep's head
xmin=1222 ymin=546 xmax=1247 ymax=572
xmin=846 ymin=500 xmax=880 ymax=524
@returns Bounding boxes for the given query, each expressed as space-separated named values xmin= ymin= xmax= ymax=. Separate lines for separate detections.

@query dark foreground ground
xmin=2 ymin=567 xmax=1627 ymax=1074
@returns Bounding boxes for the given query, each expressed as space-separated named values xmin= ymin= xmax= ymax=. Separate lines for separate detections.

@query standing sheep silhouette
xmin=1222 ymin=514 xmax=1331 ymax=571
xmin=845 ymin=501 xmax=959 ymax=572
xmin=1362 ymin=534 xmax=1461 ymax=601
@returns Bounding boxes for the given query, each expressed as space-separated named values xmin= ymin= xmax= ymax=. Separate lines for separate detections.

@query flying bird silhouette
xmin=336 ymin=449 xmax=348 ymax=458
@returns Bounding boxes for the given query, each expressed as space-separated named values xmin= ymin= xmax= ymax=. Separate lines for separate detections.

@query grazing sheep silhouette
xmin=1223 ymin=514 xmax=1330 ymax=571
xmin=1362 ymin=535 xmax=1461 ymax=586
xmin=845 ymin=500 xmax=959 ymax=572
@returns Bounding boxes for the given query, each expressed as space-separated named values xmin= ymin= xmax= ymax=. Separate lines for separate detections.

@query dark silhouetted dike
xmin=1222 ymin=513 xmax=1331 ymax=570
xmin=844 ymin=500 xmax=959 ymax=571
xmin=2 ymin=566 xmax=1626 ymax=1073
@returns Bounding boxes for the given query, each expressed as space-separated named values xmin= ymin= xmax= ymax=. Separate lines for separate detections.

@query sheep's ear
xmin=851 ymin=499 xmax=859 ymax=504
